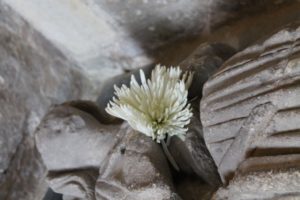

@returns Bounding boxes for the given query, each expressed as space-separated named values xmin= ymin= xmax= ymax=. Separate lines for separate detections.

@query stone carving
xmin=96 ymin=43 xmax=235 ymax=188
xmin=200 ymin=21 xmax=300 ymax=195
xmin=35 ymin=102 xmax=120 ymax=200
xmin=35 ymin=42 xmax=236 ymax=199
xmin=2 ymin=0 xmax=300 ymax=198
xmin=95 ymin=124 xmax=177 ymax=200
xmin=214 ymin=156 xmax=300 ymax=199
xmin=35 ymin=101 xmax=178 ymax=200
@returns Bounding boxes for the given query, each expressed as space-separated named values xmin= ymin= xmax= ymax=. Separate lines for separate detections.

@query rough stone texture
xmin=35 ymin=102 xmax=178 ymax=200
xmin=151 ymin=1 xmax=300 ymax=67
xmin=48 ymin=169 xmax=98 ymax=200
xmin=35 ymin=102 xmax=120 ymax=200
xmin=201 ymin=1 xmax=300 ymax=52
xmin=96 ymin=124 xmax=177 ymax=200
xmin=169 ymin=115 xmax=220 ymax=187
xmin=3 ymin=0 xmax=294 ymax=85
xmin=165 ymin=42 xmax=236 ymax=198
xmin=3 ymin=0 xmax=300 ymax=199
xmin=201 ymin=22 xmax=300 ymax=185
xmin=175 ymin=176 xmax=215 ymax=200
xmin=179 ymin=43 xmax=236 ymax=99
xmin=0 ymin=2 xmax=90 ymax=199
xmin=213 ymin=155 xmax=300 ymax=199
xmin=2 ymin=0 xmax=152 ymax=85
xmin=95 ymin=0 xmax=260 ymax=50
xmin=35 ymin=103 xmax=120 ymax=172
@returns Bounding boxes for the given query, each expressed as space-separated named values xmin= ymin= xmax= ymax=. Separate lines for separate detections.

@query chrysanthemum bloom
xmin=105 ymin=65 xmax=193 ymax=143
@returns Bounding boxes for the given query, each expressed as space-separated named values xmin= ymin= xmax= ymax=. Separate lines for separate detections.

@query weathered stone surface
xmin=175 ymin=176 xmax=215 ymax=200
xmin=201 ymin=22 xmax=300 ymax=183
xmin=96 ymin=0 xmax=255 ymax=50
xmin=0 ymin=2 xmax=90 ymax=199
xmin=215 ymin=155 xmax=300 ymax=199
xmin=35 ymin=103 xmax=120 ymax=171
xmin=3 ymin=0 xmax=300 ymax=199
xmin=3 ymin=0 xmax=291 ymax=84
xmin=96 ymin=124 xmax=177 ymax=200
xmin=2 ymin=0 xmax=151 ymax=85
xmin=0 ymin=134 xmax=48 ymax=200
xmin=152 ymin=1 xmax=300 ymax=69
xmin=36 ymin=102 xmax=178 ymax=200
xmin=179 ymin=43 xmax=236 ymax=99
xmin=48 ymin=169 xmax=98 ymax=200
xmin=169 ymin=115 xmax=221 ymax=186
xmin=35 ymin=102 xmax=120 ymax=199
xmin=168 ymin=43 xmax=234 ymax=188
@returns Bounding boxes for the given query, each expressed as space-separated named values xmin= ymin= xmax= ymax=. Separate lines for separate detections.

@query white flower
xmin=105 ymin=65 xmax=193 ymax=143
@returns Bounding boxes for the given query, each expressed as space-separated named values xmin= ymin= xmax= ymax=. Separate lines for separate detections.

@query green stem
xmin=161 ymin=138 xmax=179 ymax=171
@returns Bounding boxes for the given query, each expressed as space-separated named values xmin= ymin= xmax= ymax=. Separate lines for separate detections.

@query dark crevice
xmin=270 ymin=129 xmax=300 ymax=137
xmin=251 ymin=147 xmax=300 ymax=157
